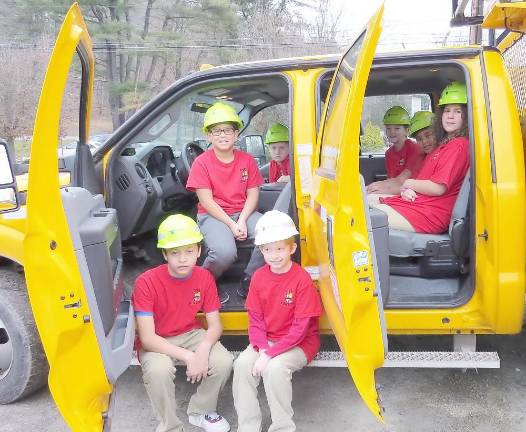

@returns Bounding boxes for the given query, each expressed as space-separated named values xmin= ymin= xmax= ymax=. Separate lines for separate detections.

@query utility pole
xmin=469 ymin=0 xmax=483 ymax=44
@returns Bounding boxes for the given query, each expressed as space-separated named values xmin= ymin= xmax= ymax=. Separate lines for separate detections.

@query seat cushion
xmin=389 ymin=229 xmax=449 ymax=257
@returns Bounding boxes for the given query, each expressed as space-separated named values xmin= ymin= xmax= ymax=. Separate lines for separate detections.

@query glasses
xmin=209 ymin=127 xmax=236 ymax=137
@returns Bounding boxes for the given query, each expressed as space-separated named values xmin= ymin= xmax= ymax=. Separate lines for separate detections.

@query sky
xmin=308 ymin=0 xmax=485 ymax=51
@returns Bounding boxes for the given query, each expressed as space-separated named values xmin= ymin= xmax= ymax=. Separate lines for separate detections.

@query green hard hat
xmin=409 ymin=111 xmax=435 ymax=137
xmin=202 ymin=102 xmax=243 ymax=133
xmin=438 ymin=81 xmax=467 ymax=106
xmin=265 ymin=123 xmax=289 ymax=145
xmin=157 ymin=214 xmax=203 ymax=249
xmin=383 ymin=106 xmax=411 ymax=125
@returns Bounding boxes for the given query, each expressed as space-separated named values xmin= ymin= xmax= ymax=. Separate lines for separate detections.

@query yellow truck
xmin=1 ymin=1 xmax=526 ymax=430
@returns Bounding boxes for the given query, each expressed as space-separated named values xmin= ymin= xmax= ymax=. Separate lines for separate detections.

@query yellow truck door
xmin=309 ymin=5 xmax=387 ymax=421
xmin=23 ymin=4 xmax=134 ymax=431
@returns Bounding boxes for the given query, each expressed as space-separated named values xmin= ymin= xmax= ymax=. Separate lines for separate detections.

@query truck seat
xmin=387 ymin=173 xmax=471 ymax=277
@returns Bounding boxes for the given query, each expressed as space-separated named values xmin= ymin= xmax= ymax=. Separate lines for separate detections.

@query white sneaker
xmin=188 ymin=412 xmax=230 ymax=432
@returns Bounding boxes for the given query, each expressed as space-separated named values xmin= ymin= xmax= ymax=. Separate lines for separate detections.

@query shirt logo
xmin=398 ymin=157 xmax=405 ymax=166
xmin=282 ymin=290 xmax=294 ymax=306
xmin=192 ymin=289 xmax=201 ymax=304
xmin=240 ymin=168 xmax=248 ymax=182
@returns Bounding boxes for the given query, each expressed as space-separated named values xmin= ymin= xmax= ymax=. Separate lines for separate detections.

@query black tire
xmin=0 ymin=269 xmax=48 ymax=404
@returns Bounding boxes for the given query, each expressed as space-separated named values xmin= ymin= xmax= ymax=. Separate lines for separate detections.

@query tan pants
xmin=367 ymin=193 xmax=415 ymax=232
xmin=233 ymin=344 xmax=307 ymax=432
xmin=139 ymin=328 xmax=233 ymax=432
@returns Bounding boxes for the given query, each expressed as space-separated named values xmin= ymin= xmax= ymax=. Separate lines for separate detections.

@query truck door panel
xmin=23 ymin=4 xmax=133 ymax=430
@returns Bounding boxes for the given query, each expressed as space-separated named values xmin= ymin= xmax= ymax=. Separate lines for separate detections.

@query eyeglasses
xmin=209 ymin=127 xmax=236 ymax=137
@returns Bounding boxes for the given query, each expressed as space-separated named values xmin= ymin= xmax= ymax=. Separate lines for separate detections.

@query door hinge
xmin=478 ymin=229 xmax=488 ymax=240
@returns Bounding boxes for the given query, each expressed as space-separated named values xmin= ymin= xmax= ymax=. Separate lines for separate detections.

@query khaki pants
xmin=139 ymin=328 xmax=233 ymax=432
xmin=233 ymin=345 xmax=307 ymax=432
xmin=367 ymin=193 xmax=415 ymax=232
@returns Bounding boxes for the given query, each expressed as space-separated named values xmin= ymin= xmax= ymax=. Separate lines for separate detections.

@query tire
xmin=0 ymin=269 xmax=48 ymax=404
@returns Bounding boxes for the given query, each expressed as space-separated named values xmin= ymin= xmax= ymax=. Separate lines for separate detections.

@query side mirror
xmin=0 ymin=140 xmax=19 ymax=213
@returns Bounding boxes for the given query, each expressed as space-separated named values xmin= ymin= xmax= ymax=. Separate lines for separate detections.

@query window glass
xmin=319 ymin=31 xmax=366 ymax=173
xmin=360 ymin=94 xmax=432 ymax=154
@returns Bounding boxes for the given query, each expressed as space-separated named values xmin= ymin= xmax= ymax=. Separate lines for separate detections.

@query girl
xmin=370 ymin=82 xmax=470 ymax=234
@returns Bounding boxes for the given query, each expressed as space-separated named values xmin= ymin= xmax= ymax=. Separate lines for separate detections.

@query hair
xmin=432 ymin=104 xmax=469 ymax=144
xmin=282 ymin=236 xmax=296 ymax=247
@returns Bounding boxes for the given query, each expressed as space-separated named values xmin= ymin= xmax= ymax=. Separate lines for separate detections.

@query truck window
xmin=360 ymin=94 xmax=432 ymax=154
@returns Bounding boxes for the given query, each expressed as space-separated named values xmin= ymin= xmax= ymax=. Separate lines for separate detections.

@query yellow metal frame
xmin=23 ymin=3 xmax=111 ymax=431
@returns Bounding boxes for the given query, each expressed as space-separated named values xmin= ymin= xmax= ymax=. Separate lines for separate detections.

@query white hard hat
xmin=254 ymin=210 xmax=299 ymax=246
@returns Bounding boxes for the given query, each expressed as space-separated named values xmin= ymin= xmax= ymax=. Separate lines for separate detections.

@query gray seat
xmin=387 ymin=172 xmax=471 ymax=277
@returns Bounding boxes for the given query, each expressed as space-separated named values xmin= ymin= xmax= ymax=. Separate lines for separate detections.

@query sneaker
xmin=236 ymin=275 xmax=250 ymax=299
xmin=188 ymin=412 xmax=230 ymax=432
xmin=219 ymin=289 xmax=230 ymax=304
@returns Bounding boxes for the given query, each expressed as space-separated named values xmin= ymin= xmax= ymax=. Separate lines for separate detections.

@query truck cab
xmin=1 ymin=2 xmax=526 ymax=430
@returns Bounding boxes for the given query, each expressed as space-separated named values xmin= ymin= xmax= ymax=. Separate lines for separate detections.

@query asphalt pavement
xmin=1 ymin=332 xmax=525 ymax=432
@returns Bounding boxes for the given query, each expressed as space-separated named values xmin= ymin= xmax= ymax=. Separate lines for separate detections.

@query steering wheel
xmin=175 ymin=142 xmax=204 ymax=186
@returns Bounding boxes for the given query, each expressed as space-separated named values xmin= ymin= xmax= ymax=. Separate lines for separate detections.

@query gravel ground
xmin=0 ymin=332 xmax=525 ymax=432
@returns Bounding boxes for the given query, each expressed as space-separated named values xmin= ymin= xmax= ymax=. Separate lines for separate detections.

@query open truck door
xmin=23 ymin=4 xmax=134 ymax=430
xmin=309 ymin=5 xmax=387 ymax=421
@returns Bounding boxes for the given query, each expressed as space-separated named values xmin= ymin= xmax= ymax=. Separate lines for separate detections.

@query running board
xmin=308 ymin=350 xmax=500 ymax=368
xmin=130 ymin=350 xmax=500 ymax=369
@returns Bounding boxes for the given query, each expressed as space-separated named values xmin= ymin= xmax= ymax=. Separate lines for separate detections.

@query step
xmin=130 ymin=350 xmax=500 ymax=369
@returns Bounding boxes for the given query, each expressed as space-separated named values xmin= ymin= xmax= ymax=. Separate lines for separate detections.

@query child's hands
xmin=400 ymin=187 xmax=417 ymax=202
xmin=185 ymin=351 xmax=209 ymax=384
xmin=236 ymin=218 xmax=248 ymax=240
xmin=228 ymin=220 xmax=245 ymax=240
xmin=366 ymin=181 xmax=384 ymax=194
xmin=252 ymin=351 xmax=271 ymax=377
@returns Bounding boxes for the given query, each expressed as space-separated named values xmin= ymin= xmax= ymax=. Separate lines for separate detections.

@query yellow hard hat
xmin=157 ymin=214 xmax=203 ymax=249
xmin=202 ymin=102 xmax=243 ymax=133
xmin=265 ymin=123 xmax=289 ymax=145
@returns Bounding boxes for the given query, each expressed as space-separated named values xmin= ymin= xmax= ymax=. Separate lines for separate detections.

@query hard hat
xmin=254 ymin=210 xmax=299 ymax=246
xmin=265 ymin=123 xmax=289 ymax=145
xmin=409 ymin=111 xmax=435 ymax=137
xmin=157 ymin=214 xmax=203 ymax=249
xmin=202 ymin=102 xmax=243 ymax=133
xmin=438 ymin=81 xmax=467 ymax=106
xmin=383 ymin=106 xmax=411 ymax=125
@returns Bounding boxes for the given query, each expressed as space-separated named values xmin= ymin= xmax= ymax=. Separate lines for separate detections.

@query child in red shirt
xmin=132 ymin=215 xmax=233 ymax=432
xmin=232 ymin=210 xmax=323 ymax=432
xmin=366 ymin=105 xmax=424 ymax=195
xmin=371 ymin=82 xmax=470 ymax=234
xmin=265 ymin=123 xmax=291 ymax=183
xmin=187 ymin=102 xmax=266 ymax=301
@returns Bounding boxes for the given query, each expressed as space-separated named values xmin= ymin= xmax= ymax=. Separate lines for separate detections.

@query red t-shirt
xmin=245 ymin=263 xmax=323 ymax=363
xmin=132 ymin=265 xmax=220 ymax=350
xmin=380 ymin=136 xmax=470 ymax=234
xmin=186 ymin=149 xmax=264 ymax=215
xmin=385 ymin=139 xmax=424 ymax=179
xmin=269 ymin=156 xmax=290 ymax=183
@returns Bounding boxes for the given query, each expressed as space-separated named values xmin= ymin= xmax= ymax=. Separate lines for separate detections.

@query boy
xmin=186 ymin=102 xmax=266 ymax=301
xmin=132 ymin=214 xmax=233 ymax=432
xmin=366 ymin=105 xmax=424 ymax=195
xmin=265 ymin=123 xmax=290 ymax=183
xmin=233 ymin=210 xmax=323 ymax=432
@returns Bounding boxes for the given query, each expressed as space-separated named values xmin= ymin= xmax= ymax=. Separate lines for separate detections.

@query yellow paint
xmin=23 ymin=3 xmax=110 ymax=431
xmin=308 ymin=4 xmax=386 ymax=421
xmin=483 ymin=2 xmax=526 ymax=31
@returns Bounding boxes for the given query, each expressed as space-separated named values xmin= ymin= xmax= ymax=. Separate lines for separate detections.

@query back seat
xmin=388 ymin=172 xmax=471 ymax=277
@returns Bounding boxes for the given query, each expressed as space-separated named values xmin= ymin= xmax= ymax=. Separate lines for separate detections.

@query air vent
xmin=116 ymin=173 xmax=131 ymax=191
xmin=135 ymin=163 xmax=147 ymax=179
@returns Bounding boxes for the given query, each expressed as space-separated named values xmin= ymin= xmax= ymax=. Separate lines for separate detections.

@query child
xmin=366 ymin=105 xmax=424 ymax=194
xmin=265 ymin=123 xmax=290 ymax=183
xmin=132 ymin=214 xmax=233 ymax=432
xmin=408 ymin=111 xmax=437 ymax=155
xmin=371 ymin=82 xmax=470 ymax=233
xmin=186 ymin=102 xmax=266 ymax=301
xmin=232 ymin=210 xmax=323 ymax=432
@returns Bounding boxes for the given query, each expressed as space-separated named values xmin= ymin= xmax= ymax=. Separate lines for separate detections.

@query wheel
xmin=0 ymin=269 xmax=48 ymax=404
